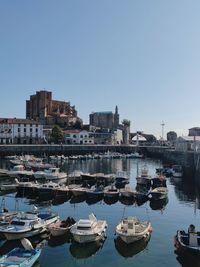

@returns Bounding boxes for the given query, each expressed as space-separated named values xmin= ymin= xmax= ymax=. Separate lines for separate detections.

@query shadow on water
xmin=114 ymin=234 xmax=151 ymax=258
xmin=171 ymin=174 xmax=200 ymax=207
xmin=86 ymin=197 xmax=103 ymax=205
xmin=48 ymin=234 xmax=72 ymax=247
xmin=103 ymin=196 xmax=119 ymax=205
xmin=0 ymin=232 xmax=49 ymax=255
xmin=149 ymin=197 xmax=169 ymax=211
xmin=175 ymin=249 xmax=200 ymax=267
xmin=69 ymin=239 xmax=105 ymax=259
xmin=119 ymin=196 xmax=134 ymax=206
xmin=70 ymin=195 xmax=86 ymax=204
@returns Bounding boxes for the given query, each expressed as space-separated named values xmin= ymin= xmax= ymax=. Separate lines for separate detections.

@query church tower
xmin=114 ymin=105 xmax=119 ymax=129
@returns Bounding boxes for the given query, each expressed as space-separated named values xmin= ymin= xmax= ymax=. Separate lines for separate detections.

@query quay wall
xmin=146 ymin=147 xmax=196 ymax=176
xmin=0 ymin=144 xmax=138 ymax=157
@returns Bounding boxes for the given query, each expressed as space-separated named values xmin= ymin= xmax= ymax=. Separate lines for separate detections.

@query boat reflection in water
xmin=114 ymin=234 xmax=151 ymax=258
xmin=149 ymin=197 xmax=169 ymax=211
xmin=86 ymin=197 xmax=103 ymax=205
xmin=69 ymin=239 xmax=105 ymax=259
xmin=70 ymin=195 xmax=86 ymax=204
xmin=119 ymin=196 xmax=134 ymax=206
xmin=48 ymin=234 xmax=72 ymax=247
xmin=175 ymin=248 xmax=200 ymax=267
xmin=103 ymin=196 xmax=118 ymax=205
xmin=0 ymin=232 xmax=49 ymax=256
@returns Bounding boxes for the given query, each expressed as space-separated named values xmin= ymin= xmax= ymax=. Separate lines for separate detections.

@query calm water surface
xmin=0 ymin=158 xmax=200 ymax=267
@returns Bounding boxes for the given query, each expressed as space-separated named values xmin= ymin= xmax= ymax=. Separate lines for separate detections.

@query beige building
xmin=26 ymin=90 xmax=82 ymax=127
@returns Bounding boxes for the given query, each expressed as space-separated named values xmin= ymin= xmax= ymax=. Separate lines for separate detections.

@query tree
xmin=122 ymin=119 xmax=131 ymax=127
xmin=51 ymin=125 xmax=64 ymax=144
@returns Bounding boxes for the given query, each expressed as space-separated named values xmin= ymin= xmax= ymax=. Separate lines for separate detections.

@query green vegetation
xmin=51 ymin=125 xmax=64 ymax=144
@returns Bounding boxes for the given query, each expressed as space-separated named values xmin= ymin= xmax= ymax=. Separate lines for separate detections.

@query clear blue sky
xmin=0 ymin=0 xmax=200 ymax=138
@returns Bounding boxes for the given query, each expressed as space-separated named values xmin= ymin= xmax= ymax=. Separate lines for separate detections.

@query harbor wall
xmin=0 ymin=144 xmax=138 ymax=157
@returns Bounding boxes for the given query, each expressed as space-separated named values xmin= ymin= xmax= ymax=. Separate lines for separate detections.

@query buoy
xmin=21 ymin=238 xmax=34 ymax=251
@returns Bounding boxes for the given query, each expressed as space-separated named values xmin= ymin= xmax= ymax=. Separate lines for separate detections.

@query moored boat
xmin=48 ymin=217 xmax=76 ymax=237
xmin=104 ymin=185 xmax=119 ymax=198
xmin=174 ymin=225 xmax=200 ymax=254
xmin=0 ymin=238 xmax=41 ymax=267
xmin=70 ymin=213 xmax=107 ymax=244
xmin=115 ymin=217 xmax=152 ymax=244
xmin=0 ymin=210 xmax=59 ymax=240
xmin=148 ymin=187 xmax=168 ymax=200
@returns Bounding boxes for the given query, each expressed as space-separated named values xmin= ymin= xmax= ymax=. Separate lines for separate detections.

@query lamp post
xmin=161 ymin=121 xmax=165 ymax=145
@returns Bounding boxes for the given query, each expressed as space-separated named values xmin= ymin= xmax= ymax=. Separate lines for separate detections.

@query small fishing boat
xmin=44 ymin=168 xmax=67 ymax=182
xmin=0 ymin=238 xmax=41 ymax=267
xmin=7 ymin=165 xmax=34 ymax=179
xmin=49 ymin=217 xmax=76 ymax=237
xmin=70 ymin=213 xmax=107 ymax=243
xmin=174 ymin=225 xmax=200 ymax=254
xmin=0 ymin=210 xmax=59 ymax=240
xmin=116 ymin=217 xmax=152 ymax=244
xmin=86 ymin=185 xmax=104 ymax=199
xmin=104 ymin=185 xmax=119 ymax=198
xmin=148 ymin=187 xmax=168 ymax=200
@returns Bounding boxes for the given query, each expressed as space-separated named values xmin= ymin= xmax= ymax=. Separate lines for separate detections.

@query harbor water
xmin=0 ymin=157 xmax=200 ymax=267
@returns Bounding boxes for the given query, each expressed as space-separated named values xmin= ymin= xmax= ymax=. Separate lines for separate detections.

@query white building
xmin=64 ymin=130 xmax=94 ymax=144
xmin=0 ymin=118 xmax=43 ymax=144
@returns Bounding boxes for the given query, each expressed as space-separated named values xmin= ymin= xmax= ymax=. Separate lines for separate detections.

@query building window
xmin=85 ymin=135 xmax=87 ymax=138
xmin=80 ymin=135 xmax=83 ymax=138
xmin=73 ymin=135 xmax=76 ymax=138
xmin=36 ymin=128 xmax=38 ymax=133
xmin=24 ymin=128 xmax=26 ymax=133
xmin=18 ymin=128 xmax=20 ymax=133
xmin=30 ymin=128 xmax=32 ymax=132
xmin=18 ymin=124 xmax=20 ymax=127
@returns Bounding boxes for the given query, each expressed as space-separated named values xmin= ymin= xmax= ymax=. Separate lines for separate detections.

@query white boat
xmin=48 ymin=217 xmax=76 ymax=237
xmin=44 ymin=168 xmax=67 ymax=181
xmin=7 ymin=165 xmax=34 ymax=179
xmin=70 ymin=213 xmax=107 ymax=243
xmin=148 ymin=187 xmax=168 ymax=200
xmin=0 ymin=210 xmax=59 ymax=240
xmin=116 ymin=217 xmax=152 ymax=244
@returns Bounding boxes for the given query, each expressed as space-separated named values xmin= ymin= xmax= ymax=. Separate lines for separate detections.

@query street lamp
xmin=161 ymin=121 xmax=165 ymax=145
